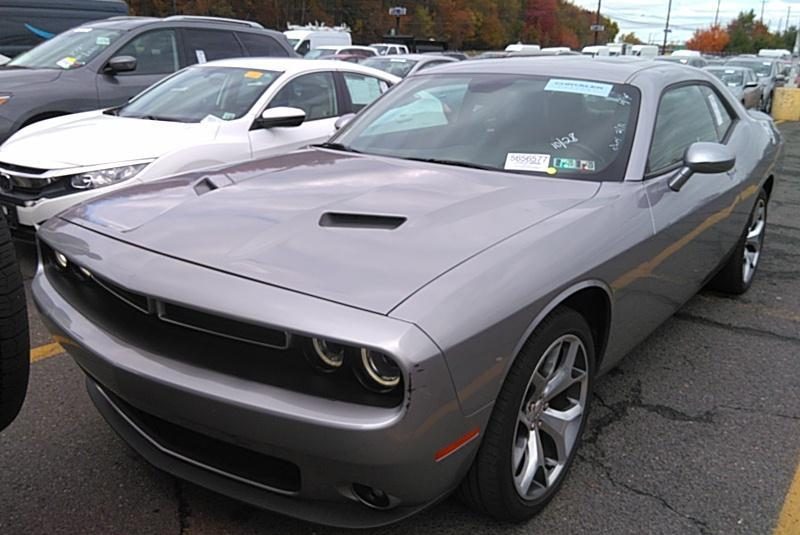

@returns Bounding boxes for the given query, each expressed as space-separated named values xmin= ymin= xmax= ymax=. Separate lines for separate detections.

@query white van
xmin=671 ymin=49 xmax=702 ymax=57
xmin=758 ymin=48 xmax=792 ymax=59
xmin=505 ymin=43 xmax=541 ymax=54
xmin=631 ymin=44 xmax=658 ymax=58
xmin=582 ymin=45 xmax=609 ymax=57
xmin=371 ymin=43 xmax=410 ymax=55
xmin=284 ymin=24 xmax=351 ymax=56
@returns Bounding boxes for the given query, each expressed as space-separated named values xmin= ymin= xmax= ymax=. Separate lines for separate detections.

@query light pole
xmin=714 ymin=0 xmax=721 ymax=26
xmin=662 ymin=0 xmax=672 ymax=55
xmin=594 ymin=0 xmax=602 ymax=45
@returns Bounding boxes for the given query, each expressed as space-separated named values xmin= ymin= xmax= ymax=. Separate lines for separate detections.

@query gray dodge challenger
xmin=32 ymin=57 xmax=781 ymax=527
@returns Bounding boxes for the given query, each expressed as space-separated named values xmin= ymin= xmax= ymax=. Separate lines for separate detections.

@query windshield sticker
xmin=244 ymin=70 xmax=263 ymax=79
xmin=553 ymin=157 xmax=578 ymax=170
xmin=72 ymin=27 xmax=93 ymax=33
xmin=195 ymin=50 xmax=207 ymax=64
xmin=546 ymin=166 xmax=558 ymax=175
xmin=579 ymin=160 xmax=596 ymax=172
xmin=551 ymin=132 xmax=578 ymax=150
xmin=222 ymin=112 xmax=236 ymax=120
xmin=201 ymin=115 xmax=223 ymax=124
xmin=56 ymin=57 xmax=77 ymax=69
xmin=609 ymin=138 xmax=622 ymax=152
xmin=504 ymin=153 xmax=550 ymax=172
xmin=707 ymin=94 xmax=724 ymax=126
xmin=96 ymin=36 xmax=111 ymax=46
xmin=545 ymin=79 xmax=612 ymax=97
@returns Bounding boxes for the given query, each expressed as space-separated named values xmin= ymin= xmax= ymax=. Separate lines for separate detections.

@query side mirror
xmin=669 ymin=142 xmax=735 ymax=191
xmin=744 ymin=81 xmax=759 ymax=88
xmin=105 ymin=55 xmax=137 ymax=74
xmin=334 ymin=113 xmax=355 ymax=131
xmin=776 ymin=74 xmax=787 ymax=82
xmin=252 ymin=107 xmax=306 ymax=129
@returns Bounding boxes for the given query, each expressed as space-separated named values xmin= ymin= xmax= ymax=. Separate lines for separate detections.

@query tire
xmin=0 ymin=213 xmax=29 ymax=431
xmin=458 ymin=307 xmax=595 ymax=521
xmin=708 ymin=188 xmax=768 ymax=295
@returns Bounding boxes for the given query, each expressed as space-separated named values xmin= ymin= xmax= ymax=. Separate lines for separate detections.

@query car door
xmin=96 ymin=29 xmax=182 ymax=107
xmin=745 ymin=71 xmax=760 ymax=108
xmin=643 ymin=83 xmax=740 ymax=308
xmin=248 ymin=71 xmax=340 ymax=159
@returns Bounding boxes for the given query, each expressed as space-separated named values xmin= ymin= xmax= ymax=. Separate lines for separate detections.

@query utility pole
xmin=787 ymin=7 xmax=792 ymax=34
xmin=172 ymin=0 xmax=177 ymax=15
xmin=714 ymin=0 xmax=721 ymax=26
xmin=594 ymin=0 xmax=602 ymax=45
xmin=761 ymin=0 xmax=767 ymax=23
xmin=662 ymin=0 xmax=672 ymax=55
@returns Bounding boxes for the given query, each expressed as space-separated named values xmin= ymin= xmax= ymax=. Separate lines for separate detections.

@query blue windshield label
xmin=545 ymin=79 xmax=612 ymax=97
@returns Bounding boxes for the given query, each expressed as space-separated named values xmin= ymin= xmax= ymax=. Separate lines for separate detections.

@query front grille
xmin=100 ymin=385 xmax=302 ymax=493
xmin=41 ymin=242 xmax=403 ymax=408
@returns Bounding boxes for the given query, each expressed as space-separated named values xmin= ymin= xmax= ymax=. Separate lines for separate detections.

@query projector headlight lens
xmin=71 ymin=163 xmax=148 ymax=190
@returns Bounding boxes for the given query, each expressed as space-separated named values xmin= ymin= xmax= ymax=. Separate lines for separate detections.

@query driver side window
xmin=115 ymin=30 xmax=179 ymax=75
xmin=268 ymin=72 xmax=338 ymax=121
xmin=648 ymin=85 xmax=718 ymax=174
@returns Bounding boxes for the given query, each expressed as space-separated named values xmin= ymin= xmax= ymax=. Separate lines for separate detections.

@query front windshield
xmin=118 ymin=66 xmax=280 ymax=123
xmin=727 ymin=60 xmax=771 ymax=77
xmin=9 ymin=27 xmax=122 ymax=69
xmin=707 ymin=69 xmax=744 ymax=87
xmin=361 ymin=57 xmax=417 ymax=77
xmin=287 ymin=38 xmax=299 ymax=47
xmin=305 ymin=48 xmax=336 ymax=59
xmin=331 ymin=74 xmax=640 ymax=181
xmin=373 ymin=45 xmax=389 ymax=55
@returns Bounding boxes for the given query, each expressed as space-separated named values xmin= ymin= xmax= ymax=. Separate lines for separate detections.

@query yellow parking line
xmin=775 ymin=457 xmax=800 ymax=534
xmin=30 ymin=342 xmax=64 ymax=363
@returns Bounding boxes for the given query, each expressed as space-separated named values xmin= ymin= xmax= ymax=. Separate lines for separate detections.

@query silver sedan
xmin=33 ymin=57 xmax=782 ymax=527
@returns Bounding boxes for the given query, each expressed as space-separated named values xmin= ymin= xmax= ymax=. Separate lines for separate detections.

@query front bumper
xmin=33 ymin=219 xmax=487 ymax=528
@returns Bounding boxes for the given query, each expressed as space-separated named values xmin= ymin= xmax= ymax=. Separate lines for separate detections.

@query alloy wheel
xmin=511 ymin=334 xmax=589 ymax=500
xmin=742 ymin=197 xmax=766 ymax=285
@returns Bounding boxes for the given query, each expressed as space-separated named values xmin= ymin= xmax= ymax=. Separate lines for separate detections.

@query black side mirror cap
xmin=105 ymin=55 xmax=137 ymax=74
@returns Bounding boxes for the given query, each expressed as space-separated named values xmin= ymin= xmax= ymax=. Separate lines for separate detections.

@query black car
xmin=0 ymin=15 xmax=294 ymax=143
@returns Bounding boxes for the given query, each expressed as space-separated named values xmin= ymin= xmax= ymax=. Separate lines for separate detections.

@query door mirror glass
xmin=106 ymin=55 xmax=137 ymax=73
xmin=254 ymin=106 xmax=306 ymax=129
xmin=334 ymin=113 xmax=355 ymax=130
xmin=669 ymin=142 xmax=735 ymax=191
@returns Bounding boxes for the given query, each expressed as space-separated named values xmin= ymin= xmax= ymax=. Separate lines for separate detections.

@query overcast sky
xmin=571 ymin=0 xmax=800 ymax=44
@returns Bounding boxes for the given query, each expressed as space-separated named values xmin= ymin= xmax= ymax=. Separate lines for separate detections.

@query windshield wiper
xmin=126 ymin=114 xmax=185 ymax=122
xmin=314 ymin=142 xmax=361 ymax=153
xmin=403 ymin=157 xmax=498 ymax=172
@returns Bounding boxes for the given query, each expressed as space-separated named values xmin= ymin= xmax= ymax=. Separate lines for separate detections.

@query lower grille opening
xmin=102 ymin=385 xmax=302 ymax=493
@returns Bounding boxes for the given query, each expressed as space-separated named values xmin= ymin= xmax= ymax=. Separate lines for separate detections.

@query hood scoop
xmin=318 ymin=212 xmax=406 ymax=230
xmin=193 ymin=175 xmax=233 ymax=196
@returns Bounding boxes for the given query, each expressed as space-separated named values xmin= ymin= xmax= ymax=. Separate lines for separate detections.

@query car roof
xmin=314 ymin=45 xmax=375 ymax=51
xmin=82 ymin=15 xmax=273 ymax=33
xmin=366 ymin=53 xmax=454 ymax=61
xmin=705 ymin=65 xmax=750 ymax=72
xmin=417 ymin=56 xmax=672 ymax=85
xmin=197 ymin=57 xmax=400 ymax=80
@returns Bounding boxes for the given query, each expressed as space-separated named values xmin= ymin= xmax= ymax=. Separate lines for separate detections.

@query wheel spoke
xmin=543 ymin=342 xmax=584 ymax=401
xmin=514 ymin=428 xmax=544 ymax=494
xmin=540 ymin=405 xmax=583 ymax=463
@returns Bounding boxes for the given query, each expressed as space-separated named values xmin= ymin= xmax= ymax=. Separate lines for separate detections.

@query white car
xmin=0 ymin=58 xmax=399 ymax=238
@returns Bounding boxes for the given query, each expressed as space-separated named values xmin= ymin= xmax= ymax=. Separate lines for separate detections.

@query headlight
xmin=70 ymin=163 xmax=148 ymax=190
xmin=305 ymin=338 xmax=346 ymax=371
xmin=358 ymin=348 xmax=401 ymax=391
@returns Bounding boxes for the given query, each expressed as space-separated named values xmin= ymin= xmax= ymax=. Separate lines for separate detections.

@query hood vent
xmin=193 ymin=175 xmax=233 ymax=196
xmin=319 ymin=212 xmax=406 ymax=230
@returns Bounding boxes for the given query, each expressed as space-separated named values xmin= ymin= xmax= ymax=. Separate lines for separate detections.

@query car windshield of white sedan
xmin=333 ymin=74 xmax=640 ymax=180
xmin=361 ymin=57 xmax=416 ymax=77
xmin=8 ymin=28 xmax=122 ymax=70
xmin=708 ymin=69 xmax=744 ymax=87
xmin=118 ymin=66 xmax=280 ymax=123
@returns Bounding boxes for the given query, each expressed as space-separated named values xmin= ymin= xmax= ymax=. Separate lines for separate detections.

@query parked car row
xmin=5 ymin=26 xmax=780 ymax=526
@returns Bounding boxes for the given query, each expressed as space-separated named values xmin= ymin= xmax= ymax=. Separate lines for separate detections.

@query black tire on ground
xmin=0 ymin=214 xmax=29 ymax=431
xmin=458 ymin=307 xmax=595 ymax=521
xmin=708 ymin=188 xmax=768 ymax=295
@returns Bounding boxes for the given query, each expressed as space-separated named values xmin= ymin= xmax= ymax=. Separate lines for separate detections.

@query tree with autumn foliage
xmin=685 ymin=25 xmax=730 ymax=53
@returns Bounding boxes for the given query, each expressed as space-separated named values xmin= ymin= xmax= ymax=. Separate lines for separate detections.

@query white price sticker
xmin=504 ymin=153 xmax=551 ymax=172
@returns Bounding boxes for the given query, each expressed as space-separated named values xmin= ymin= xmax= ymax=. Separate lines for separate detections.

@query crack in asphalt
xmin=174 ymin=479 xmax=191 ymax=535
xmin=674 ymin=312 xmax=800 ymax=344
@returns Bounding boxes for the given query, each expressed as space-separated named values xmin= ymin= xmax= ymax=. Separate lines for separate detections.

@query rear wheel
xmin=0 ymin=213 xmax=29 ymax=431
xmin=709 ymin=189 xmax=768 ymax=295
xmin=459 ymin=307 xmax=595 ymax=521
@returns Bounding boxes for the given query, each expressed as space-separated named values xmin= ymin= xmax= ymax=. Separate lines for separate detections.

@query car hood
xmin=0 ymin=112 xmax=220 ymax=169
xmin=0 ymin=67 xmax=61 ymax=89
xmin=60 ymin=149 xmax=601 ymax=313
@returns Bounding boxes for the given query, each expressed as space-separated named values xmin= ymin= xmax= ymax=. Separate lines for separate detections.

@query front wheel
xmin=459 ymin=307 xmax=595 ymax=521
xmin=709 ymin=189 xmax=768 ymax=295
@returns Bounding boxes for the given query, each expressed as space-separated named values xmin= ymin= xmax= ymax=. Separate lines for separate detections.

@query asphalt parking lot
xmin=1 ymin=124 xmax=799 ymax=535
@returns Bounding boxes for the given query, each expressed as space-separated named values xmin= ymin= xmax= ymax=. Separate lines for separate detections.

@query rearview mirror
xmin=253 ymin=107 xmax=306 ymax=129
xmin=334 ymin=113 xmax=355 ymax=131
xmin=105 ymin=55 xmax=137 ymax=74
xmin=669 ymin=142 xmax=735 ymax=191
